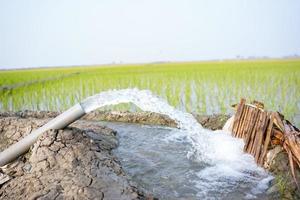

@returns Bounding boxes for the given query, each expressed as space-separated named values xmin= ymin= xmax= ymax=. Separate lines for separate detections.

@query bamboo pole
xmin=235 ymin=105 xmax=247 ymax=137
xmin=243 ymin=109 xmax=259 ymax=152
xmin=254 ymin=112 xmax=268 ymax=163
xmin=273 ymin=112 xmax=284 ymax=132
xmin=232 ymin=98 xmax=246 ymax=136
xmin=247 ymin=110 xmax=261 ymax=154
xmin=258 ymin=113 xmax=274 ymax=166
xmin=237 ymin=106 xmax=250 ymax=138
xmin=241 ymin=106 xmax=255 ymax=139
xmin=234 ymin=100 xmax=247 ymax=137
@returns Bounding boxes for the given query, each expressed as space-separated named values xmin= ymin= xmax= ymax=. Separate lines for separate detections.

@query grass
xmin=0 ymin=59 xmax=299 ymax=126
xmin=275 ymin=174 xmax=289 ymax=199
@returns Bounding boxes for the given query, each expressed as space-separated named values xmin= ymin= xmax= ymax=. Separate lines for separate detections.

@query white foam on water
xmin=81 ymin=88 xmax=272 ymax=197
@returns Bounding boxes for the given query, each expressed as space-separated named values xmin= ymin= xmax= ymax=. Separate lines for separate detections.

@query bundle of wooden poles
xmin=231 ymin=99 xmax=300 ymax=184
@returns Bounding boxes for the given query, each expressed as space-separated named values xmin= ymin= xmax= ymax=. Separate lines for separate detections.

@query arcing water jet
xmin=0 ymin=89 xmax=262 ymax=172
xmin=0 ymin=88 xmax=202 ymax=166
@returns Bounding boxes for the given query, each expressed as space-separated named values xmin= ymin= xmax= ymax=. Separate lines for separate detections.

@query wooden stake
xmin=273 ymin=112 xmax=285 ymax=132
xmin=238 ymin=106 xmax=250 ymax=138
xmin=254 ymin=111 xmax=268 ymax=163
xmin=248 ymin=110 xmax=261 ymax=154
xmin=232 ymin=98 xmax=246 ymax=136
xmin=243 ymin=108 xmax=259 ymax=152
xmin=259 ymin=113 xmax=274 ymax=166
xmin=242 ymin=106 xmax=255 ymax=139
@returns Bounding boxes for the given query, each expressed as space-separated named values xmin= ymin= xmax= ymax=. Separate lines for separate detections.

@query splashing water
xmin=82 ymin=89 xmax=243 ymax=163
xmin=81 ymin=89 xmax=211 ymax=161
xmin=81 ymin=88 xmax=272 ymax=198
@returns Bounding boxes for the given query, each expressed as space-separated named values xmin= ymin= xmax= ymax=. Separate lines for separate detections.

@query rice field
xmin=0 ymin=59 xmax=299 ymax=126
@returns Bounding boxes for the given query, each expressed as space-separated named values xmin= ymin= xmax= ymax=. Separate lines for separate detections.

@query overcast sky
xmin=0 ymin=0 xmax=299 ymax=69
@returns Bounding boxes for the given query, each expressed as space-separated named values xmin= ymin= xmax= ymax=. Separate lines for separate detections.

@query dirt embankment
xmin=0 ymin=114 xmax=154 ymax=200
xmin=0 ymin=110 xmax=230 ymax=130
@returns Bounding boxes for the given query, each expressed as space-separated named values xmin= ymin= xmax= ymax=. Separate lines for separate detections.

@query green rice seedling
xmin=0 ymin=59 xmax=299 ymax=126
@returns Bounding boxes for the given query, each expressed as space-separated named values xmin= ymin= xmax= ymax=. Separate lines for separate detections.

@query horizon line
xmin=1 ymin=56 xmax=300 ymax=71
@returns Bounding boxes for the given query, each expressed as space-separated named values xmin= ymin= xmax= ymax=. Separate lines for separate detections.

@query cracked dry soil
xmin=0 ymin=116 xmax=152 ymax=200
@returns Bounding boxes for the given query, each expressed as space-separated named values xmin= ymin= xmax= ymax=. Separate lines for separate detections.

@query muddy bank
xmin=0 ymin=117 xmax=152 ymax=200
xmin=0 ymin=110 xmax=229 ymax=130
xmin=264 ymin=147 xmax=300 ymax=199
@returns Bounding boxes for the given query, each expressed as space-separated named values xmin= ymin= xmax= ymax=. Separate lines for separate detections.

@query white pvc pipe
xmin=0 ymin=103 xmax=86 ymax=167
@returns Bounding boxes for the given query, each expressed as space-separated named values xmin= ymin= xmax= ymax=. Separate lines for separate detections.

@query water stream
xmin=81 ymin=88 xmax=272 ymax=199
